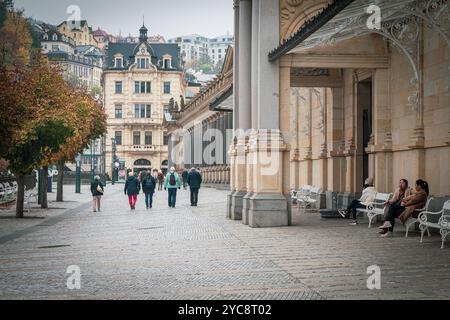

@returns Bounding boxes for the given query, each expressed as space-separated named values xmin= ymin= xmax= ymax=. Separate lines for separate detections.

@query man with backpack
xmin=186 ymin=167 xmax=202 ymax=206
xmin=141 ymin=170 xmax=156 ymax=209
xmin=164 ymin=166 xmax=181 ymax=208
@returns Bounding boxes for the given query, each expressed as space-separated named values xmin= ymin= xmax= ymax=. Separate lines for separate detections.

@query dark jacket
xmin=124 ymin=176 xmax=140 ymax=195
xmin=182 ymin=170 xmax=188 ymax=180
xmin=90 ymin=180 xmax=104 ymax=196
xmin=142 ymin=175 xmax=156 ymax=194
xmin=187 ymin=171 xmax=202 ymax=189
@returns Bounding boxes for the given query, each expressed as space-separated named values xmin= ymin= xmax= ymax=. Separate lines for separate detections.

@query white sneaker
xmin=349 ymin=220 xmax=358 ymax=226
xmin=378 ymin=221 xmax=392 ymax=229
xmin=338 ymin=210 xmax=347 ymax=218
xmin=380 ymin=231 xmax=393 ymax=238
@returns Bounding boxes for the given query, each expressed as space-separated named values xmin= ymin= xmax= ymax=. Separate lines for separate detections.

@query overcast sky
xmin=14 ymin=0 xmax=234 ymax=39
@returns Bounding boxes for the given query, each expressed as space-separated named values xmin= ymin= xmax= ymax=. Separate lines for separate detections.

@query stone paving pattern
xmin=0 ymin=184 xmax=449 ymax=300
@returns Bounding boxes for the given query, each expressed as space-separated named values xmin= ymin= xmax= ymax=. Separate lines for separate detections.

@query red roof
xmin=93 ymin=28 xmax=108 ymax=37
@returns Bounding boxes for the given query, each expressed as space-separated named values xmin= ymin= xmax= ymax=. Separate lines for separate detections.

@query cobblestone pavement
xmin=0 ymin=184 xmax=449 ymax=300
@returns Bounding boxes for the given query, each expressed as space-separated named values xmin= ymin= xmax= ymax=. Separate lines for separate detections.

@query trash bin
xmin=47 ymin=176 xmax=52 ymax=193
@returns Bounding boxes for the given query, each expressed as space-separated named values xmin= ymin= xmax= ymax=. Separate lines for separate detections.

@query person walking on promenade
xmin=90 ymin=175 xmax=104 ymax=212
xmin=187 ymin=168 xmax=202 ymax=206
xmin=164 ymin=167 xmax=181 ymax=208
xmin=142 ymin=169 xmax=156 ymax=209
xmin=124 ymin=172 xmax=140 ymax=210
xmin=157 ymin=170 xmax=164 ymax=191
xmin=182 ymin=169 xmax=189 ymax=190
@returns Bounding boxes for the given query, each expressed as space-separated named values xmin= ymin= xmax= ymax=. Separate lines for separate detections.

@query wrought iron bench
xmin=357 ymin=192 xmax=392 ymax=228
xmin=418 ymin=200 xmax=450 ymax=249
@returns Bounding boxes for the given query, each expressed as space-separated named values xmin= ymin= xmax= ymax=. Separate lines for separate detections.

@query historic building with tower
xmin=103 ymin=24 xmax=185 ymax=178
xmin=229 ymin=0 xmax=449 ymax=227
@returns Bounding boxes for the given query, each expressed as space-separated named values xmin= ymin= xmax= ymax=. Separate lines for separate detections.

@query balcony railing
xmin=120 ymin=145 xmax=168 ymax=152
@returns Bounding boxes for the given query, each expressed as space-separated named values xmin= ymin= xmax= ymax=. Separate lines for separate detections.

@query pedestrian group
xmin=91 ymin=167 xmax=202 ymax=211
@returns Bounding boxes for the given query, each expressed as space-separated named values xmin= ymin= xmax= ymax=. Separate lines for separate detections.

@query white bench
xmin=418 ymin=200 xmax=450 ymax=249
xmin=359 ymin=192 xmax=392 ymax=228
xmin=297 ymin=186 xmax=321 ymax=213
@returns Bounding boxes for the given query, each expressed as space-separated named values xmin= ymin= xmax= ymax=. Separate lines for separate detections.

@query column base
xmin=248 ymin=193 xmax=289 ymax=228
xmin=242 ymin=192 xmax=253 ymax=225
xmin=226 ymin=191 xmax=234 ymax=219
xmin=230 ymin=191 xmax=246 ymax=220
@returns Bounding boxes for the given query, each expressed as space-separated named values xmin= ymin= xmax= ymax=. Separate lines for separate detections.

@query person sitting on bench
xmin=338 ymin=177 xmax=377 ymax=225
xmin=378 ymin=179 xmax=429 ymax=237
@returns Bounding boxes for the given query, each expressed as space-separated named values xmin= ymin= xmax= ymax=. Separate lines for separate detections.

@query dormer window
xmin=43 ymin=34 xmax=48 ymax=40
xmin=163 ymin=57 xmax=172 ymax=69
xmin=115 ymin=56 xmax=123 ymax=68
xmin=137 ymin=57 xmax=149 ymax=69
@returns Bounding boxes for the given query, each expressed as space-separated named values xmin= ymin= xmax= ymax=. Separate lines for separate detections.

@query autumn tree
xmin=53 ymin=89 xmax=106 ymax=202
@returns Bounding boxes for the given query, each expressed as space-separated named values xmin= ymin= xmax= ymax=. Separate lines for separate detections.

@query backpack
xmin=169 ymin=173 xmax=176 ymax=186
xmin=144 ymin=178 xmax=154 ymax=189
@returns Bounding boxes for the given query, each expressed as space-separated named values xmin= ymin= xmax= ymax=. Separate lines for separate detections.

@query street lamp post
xmin=75 ymin=154 xmax=81 ymax=193
xmin=90 ymin=140 xmax=95 ymax=181
xmin=101 ymin=135 xmax=106 ymax=186
xmin=111 ymin=138 xmax=116 ymax=185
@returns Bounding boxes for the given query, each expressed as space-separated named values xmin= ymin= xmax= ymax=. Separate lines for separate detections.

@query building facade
xmin=208 ymin=33 xmax=234 ymax=66
xmin=229 ymin=0 xmax=450 ymax=227
xmin=57 ymin=20 xmax=97 ymax=47
xmin=103 ymin=24 xmax=185 ymax=178
xmin=168 ymin=34 xmax=209 ymax=64
xmin=166 ymin=47 xmax=234 ymax=186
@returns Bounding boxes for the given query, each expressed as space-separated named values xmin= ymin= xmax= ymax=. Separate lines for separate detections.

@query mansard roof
xmin=105 ymin=41 xmax=181 ymax=71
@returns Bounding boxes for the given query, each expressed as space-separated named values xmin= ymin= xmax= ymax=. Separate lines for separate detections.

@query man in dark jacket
xmin=181 ymin=169 xmax=188 ymax=190
xmin=124 ymin=172 xmax=140 ymax=210
xmin=90 ymin=175 xmax=104 ymax=212
xmin=186 ymin=168 xmax=202 ymax=206
xmin=141 ymin=170 xmax=156 ymax=209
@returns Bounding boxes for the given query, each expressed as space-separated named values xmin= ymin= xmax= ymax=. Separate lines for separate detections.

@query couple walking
xmin=124 ymin=171 xmax=155 ymax=210
xmin=164 ymin=166 xmax=202 ymax=208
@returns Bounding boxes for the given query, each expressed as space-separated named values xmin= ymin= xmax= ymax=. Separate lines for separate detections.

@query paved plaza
xmin=0 ymin=184 xmax=449 ymax=300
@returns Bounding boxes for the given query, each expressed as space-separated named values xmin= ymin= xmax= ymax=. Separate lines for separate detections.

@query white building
xmin=208 ymin=33 xmax=233 ymax=66
xmin=167 ymin=34 xmax=209 ymax=64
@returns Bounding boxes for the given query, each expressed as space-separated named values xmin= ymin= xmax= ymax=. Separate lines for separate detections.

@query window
xmin=137 ymin=58 xmax=148 ymax=69
xmin=145 ymin=132 xmax=152 ymax=145
xmin=134 ymin=104 xmax=151 ymax=118
xmin=163 ymin=132 xmax=169 ymax=145
xmin=163 ymin=104 xmax=170 ymax=114
xmin=163 ymin=58 xmax=171 ymax=69
xmin=114 ymin=105 xmax=122 ymax=119
xmin=115 ymin=131 xmax=122 ymax=145
xmin=115 ymin=57 xmax=123 ymax=68
xmin=52 ymin=34 xmax=58 ymax=41
xmin=135 ymin=81 xmax=139 ymax=93
xmin=115 ymin=81 xmax=122 ymax=94
xmin=163 ymin=81 xmax=171 ymax=94
xmin=52 ymin=44 xmax=59 ymax=51
xmin=133 ymin=132 xmax=141 ymax=145
xmin=134 ymin=81 xmax=151 ymax=94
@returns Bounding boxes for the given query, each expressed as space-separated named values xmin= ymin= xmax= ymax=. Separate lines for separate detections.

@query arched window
xmin=52 ymin=34 xmax=58 ymax=41
xmin=134 ymin=159 xmax=151 ymax=166
xmin=161 ymin=160 xmax=168 ymax=166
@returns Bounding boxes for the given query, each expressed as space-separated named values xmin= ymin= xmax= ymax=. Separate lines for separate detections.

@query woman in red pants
xmin=124 ymin=172 xmax=140 ymax=210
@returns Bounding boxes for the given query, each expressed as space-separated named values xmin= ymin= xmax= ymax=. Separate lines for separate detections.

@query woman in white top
xmin=338 ymin=177 xmax=377 ymax=225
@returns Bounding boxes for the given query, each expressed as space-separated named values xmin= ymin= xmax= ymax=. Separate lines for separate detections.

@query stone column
xmin=247 ymin=0 xmax=288 ymax=227
xmin=230 ymin=0 xmax=252 ymax=220
xmin=228 ymin=0 xmax=240 ymax=218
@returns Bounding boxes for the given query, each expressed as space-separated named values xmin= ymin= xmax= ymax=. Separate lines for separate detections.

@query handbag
xmin=96 ymin=184 xmax=103 ymax=193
